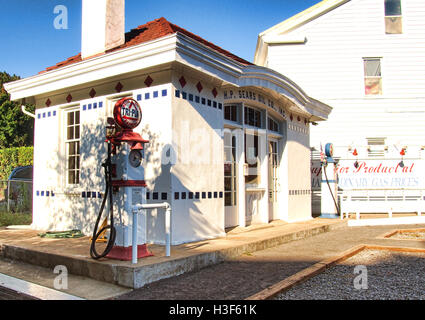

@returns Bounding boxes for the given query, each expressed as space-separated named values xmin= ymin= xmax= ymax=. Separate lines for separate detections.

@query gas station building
xmin=4 ymin=2 xmax=332 ymax=247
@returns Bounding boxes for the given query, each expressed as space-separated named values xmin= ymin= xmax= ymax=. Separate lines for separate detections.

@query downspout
xmin=21 ymin=105 xmax=35 ymax=118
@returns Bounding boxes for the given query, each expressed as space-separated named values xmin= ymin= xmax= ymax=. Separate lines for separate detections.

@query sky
xmin=0 ymin=0 xmax=321 ymax=79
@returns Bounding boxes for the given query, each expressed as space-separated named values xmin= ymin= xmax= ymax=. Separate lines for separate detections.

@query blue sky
xmin=0 ymin=0 xmax=321 ymax=79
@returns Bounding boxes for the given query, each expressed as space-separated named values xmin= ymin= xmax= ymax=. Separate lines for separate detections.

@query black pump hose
xmin=90 ymin=142 xmax=117 ymax=260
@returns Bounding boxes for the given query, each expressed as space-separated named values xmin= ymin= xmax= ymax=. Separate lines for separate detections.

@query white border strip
xmin=0 ymin=273 xmax=85 ymax=300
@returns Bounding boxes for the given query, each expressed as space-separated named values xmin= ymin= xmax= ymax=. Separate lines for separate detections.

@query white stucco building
xmin=4 ymin=0 xmax=331 ymax=246
xmin=255 ymin=0 xmax=425 ymax=213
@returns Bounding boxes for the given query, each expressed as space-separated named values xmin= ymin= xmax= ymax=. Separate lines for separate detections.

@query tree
xmin=0 ymin=71 xmax=35 ymax=148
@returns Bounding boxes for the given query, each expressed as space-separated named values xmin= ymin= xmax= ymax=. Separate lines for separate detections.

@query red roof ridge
xmin=167 ymin=20 xmax=253 ymax=66
xmin=39 ymin=17 xmax=252 ymax=74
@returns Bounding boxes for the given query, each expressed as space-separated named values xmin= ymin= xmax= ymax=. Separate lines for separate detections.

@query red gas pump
xmin=90 ymin=97 xmax=151 ymax=260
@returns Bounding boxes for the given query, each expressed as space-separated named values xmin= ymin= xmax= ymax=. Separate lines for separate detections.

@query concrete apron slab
xmin=0 ymin=219 xmax=346 ymax=289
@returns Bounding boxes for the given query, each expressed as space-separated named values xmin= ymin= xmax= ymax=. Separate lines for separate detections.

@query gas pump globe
xmin=90 ymin=97 xmax=152 ymax=261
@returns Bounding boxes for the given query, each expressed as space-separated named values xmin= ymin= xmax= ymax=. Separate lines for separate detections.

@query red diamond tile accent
xmin=45 ymin=99 xmax=51 ymax=107
xmin=179 ymin=76 xmax=186 ymax=88
xmin=66 ymin=94 xmax=73 ymax=103
xmin=89 ymin=88 xmax=96 ymax=98
xmin=196 ymin=81 xmax=203 ymax=93
xmin=297 ymin=116 xmax=301 ymax=122
xmin=115 ymin=82 xmax=123 ymax=93
xmin=212 ymin=88 xmax=218 ymax=98
xmin=144 ymin=76 xmax=153 ymax=87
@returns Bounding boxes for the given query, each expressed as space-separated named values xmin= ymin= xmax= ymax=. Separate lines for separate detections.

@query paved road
xmin=113 ymin=223 xmax=425 ymax=300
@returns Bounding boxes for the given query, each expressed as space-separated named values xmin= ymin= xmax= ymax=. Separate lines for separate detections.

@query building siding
xmin=264 ymin=0 xmax=425 ymax=153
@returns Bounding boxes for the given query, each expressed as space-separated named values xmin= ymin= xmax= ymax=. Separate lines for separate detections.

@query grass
xmin=0 ymin=210 xmax=32 ymax=227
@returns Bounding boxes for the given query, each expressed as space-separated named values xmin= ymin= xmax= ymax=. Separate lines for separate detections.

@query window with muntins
xmin=224 ymin=132 xmax=237 ymax=206
xmin=268 ymin=117 xmax=279 ymax=133
xmin=224 ymin=105 xmax=238 ymax=122
xmin=244 ymin=106 xmax=261 ymax=128
xmin=65 ymin=109 xmax=80 ymax=185
xmin=363 ymin=58 xmax=382 ymax=95
xmin=385 ymin=0 xmax=402 ymax=34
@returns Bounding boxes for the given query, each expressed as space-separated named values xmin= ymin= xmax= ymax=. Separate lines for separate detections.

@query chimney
xmin=81 ymin=0 xmax=125 ymax=59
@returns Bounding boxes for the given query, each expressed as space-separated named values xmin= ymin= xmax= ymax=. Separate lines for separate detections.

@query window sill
xmin=245 ymin=186 xmax=266 ymax=193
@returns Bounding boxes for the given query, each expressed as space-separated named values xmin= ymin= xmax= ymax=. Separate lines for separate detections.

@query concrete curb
xmin=246 ymin=244 xmax=425 ymax=300
xmin=0 ymin=273 xmax=85 ymax=300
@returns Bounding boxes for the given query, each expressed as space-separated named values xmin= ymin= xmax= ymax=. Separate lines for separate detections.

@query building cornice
xmin=4 ymin=32 xmax=331 ymax=121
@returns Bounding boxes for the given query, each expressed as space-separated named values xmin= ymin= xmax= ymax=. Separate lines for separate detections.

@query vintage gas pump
xmin=320 ymin=143 xmax=340 ymax=218
xmin=90 ymin=97 xmax=152 ymax=260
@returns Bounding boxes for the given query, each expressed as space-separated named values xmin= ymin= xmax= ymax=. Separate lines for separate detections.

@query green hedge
xmin=0 ymin=147 xmax=33 ymax=181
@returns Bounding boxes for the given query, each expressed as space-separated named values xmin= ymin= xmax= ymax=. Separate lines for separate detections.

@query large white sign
xmin=311 ymin=159 xmax=425 ymax=190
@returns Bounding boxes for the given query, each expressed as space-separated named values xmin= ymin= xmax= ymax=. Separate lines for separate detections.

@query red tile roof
xmin=39 ymin=17 xmax=253 ymax=74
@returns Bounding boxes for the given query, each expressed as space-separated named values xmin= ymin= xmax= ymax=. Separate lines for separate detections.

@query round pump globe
xmin=113 ymin=97 xmax=142 ymax=129
xmin=325 ymin=143 xmax=334 ymax=158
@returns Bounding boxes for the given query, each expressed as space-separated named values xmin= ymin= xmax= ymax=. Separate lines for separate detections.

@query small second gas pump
xmin=319 ymin=143 xmax=341 ymax=218
xmin=90 ymin=97 xmax=152 ymax=260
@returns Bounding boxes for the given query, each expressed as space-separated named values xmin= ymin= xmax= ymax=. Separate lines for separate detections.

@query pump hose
xmin=90 ymin=143 xmax=117 ymax=260
xmin=323 ymin=162 xmax=341 ymax=215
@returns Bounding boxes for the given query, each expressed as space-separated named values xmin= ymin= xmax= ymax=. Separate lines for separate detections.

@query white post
xmin=165 ymin=206 xmax=171 ymax=257
xmin=132 ymin=202 xmax=171 ymax=264
xmin=132 ymin=210 xmax=138 ymax=264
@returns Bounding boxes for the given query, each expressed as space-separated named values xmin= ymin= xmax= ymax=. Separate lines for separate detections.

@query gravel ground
xmin=276 ymin=249 xmax=425 ymax=300
xmin=389 ymin=231 xmax=425 ymax=240
xmin=115 ymin=260 xmax=313 ymax=300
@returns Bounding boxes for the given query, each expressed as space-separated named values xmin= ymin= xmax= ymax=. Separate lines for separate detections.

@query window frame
xmin=384 ymin=0 xmax=402 ymax=34
xmin=64 ymin=107 xmax=81 ymax=185
xmin=224 ymin=104 xmax=238 ymax=123
xmin=244 ymin=106 xmax=262 ymax=128
xmin=363 ymin=57 xmax=383 ymax=96
xmin=224 ymin=131 xmax=237 ymax=207
xmin=267 ymin=117 xmax=279 ymax=133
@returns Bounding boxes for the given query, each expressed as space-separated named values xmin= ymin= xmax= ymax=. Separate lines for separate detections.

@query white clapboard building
xmin=4 ymin=0 xmax=331 ymax=245
xmin=255 ymin=0 xmax=425 ymax=215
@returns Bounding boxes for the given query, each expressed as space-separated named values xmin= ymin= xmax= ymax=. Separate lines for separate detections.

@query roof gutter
xmin=21 ymin=105 xmax=35 ymax=118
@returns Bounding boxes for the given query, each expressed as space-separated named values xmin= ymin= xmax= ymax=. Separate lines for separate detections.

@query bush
xmin=0 ymin=210 xmax=32 ymax=227
xmin=0 ymin=147 xmax=33 ymax=181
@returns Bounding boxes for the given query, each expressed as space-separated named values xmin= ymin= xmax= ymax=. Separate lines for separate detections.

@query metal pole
xmin=165 ymin=206 xmax=171 ymax=257
xmin=132 ymin=202 xmax=171 ymax=262
xmin=132 ymin=210 xmax=138 ymax=264
xmin=7 ymin=180 xmax=10 ymax=212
